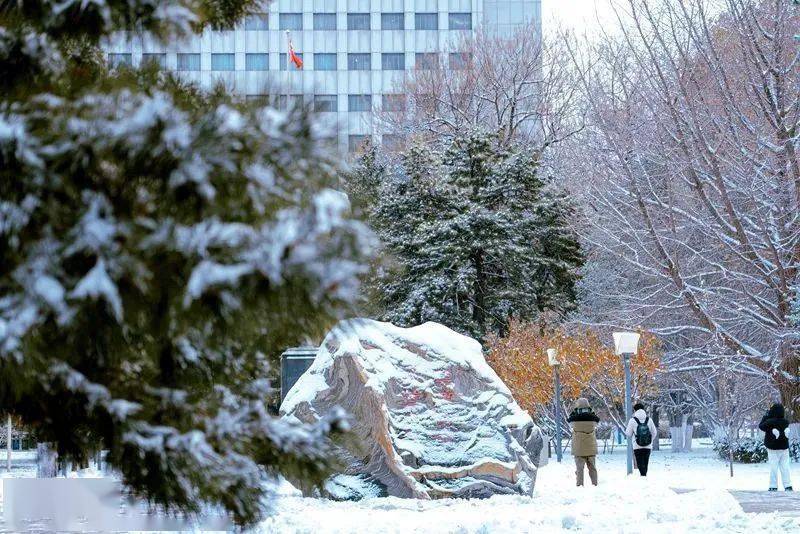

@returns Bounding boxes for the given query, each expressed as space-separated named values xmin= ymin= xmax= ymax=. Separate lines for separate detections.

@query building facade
xmin=106 ymin=0 xmax=541 ymax=151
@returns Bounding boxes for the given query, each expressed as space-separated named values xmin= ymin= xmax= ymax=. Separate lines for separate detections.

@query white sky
xmin=542 ymin=0 xmax=620 ymax=35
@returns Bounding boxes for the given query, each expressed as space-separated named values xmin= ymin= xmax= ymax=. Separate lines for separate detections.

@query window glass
xmin=348 ymin=135 xmax=371 ymax=153
xmin=279 ymin=13 xmax=303 ymax=30
xmin=279 ymin=53 xmax=304 ymax=70
xmin=141 ymin=53 xmax=165 ymax=69
xmin=245 ymin=13 xmax=269 ymax=30
xmin=246 ymin=94 xmax=270 ymax=105
xmin=448 ymin=13 xmax=472 ymax=30
xmin=383 ymin=134 xmax=405 ymax=151
xmin=382 ymin=94 xmax=407 ymax=111
xmin=449 ymin=52 xmax=471 ymax=69
xmin=314 ymin=53 xmax=337 ymax=71
xmin=381 ymin=13 xmax=404 ymax=30
xmin=211 ymin=53 xmax=235 ymax=71
xmin=415 ymin=52 xmax=438 ymax=70
xmin=313 ymin=13 xmax=336 ymax=30
xmin=177 ymin=53 xmax=200 ymax=71
xmin=245 ymin=53 xmax=269 ymax=71
xmin=314 ymin=95 xmax=338 ymax=112
xmin=347 ymin=53 xmax=371 ymax=71
xmin=348 ymin=94 xmax=372 ymax=112
xmin=276 ymin=95 xmax=304 ymax=110
xmin=381 ymin=53 xmax=405 ymax=70
xmin=416 ymin=93 xmax=436 ymax=110
xmin=415 ymin=13 xmax=438 ymax=30
xmin=108 ymin=53 xmax=132 ymax=68
xmin=347 ymin=13 xmax=370 ymax=30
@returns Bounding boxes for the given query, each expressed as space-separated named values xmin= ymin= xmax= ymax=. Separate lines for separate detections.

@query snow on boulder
xmin=280 ymin=319 xmax=544 ymax=500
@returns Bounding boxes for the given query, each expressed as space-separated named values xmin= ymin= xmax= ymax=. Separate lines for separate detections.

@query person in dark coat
xmin=759 ymin=403 xmax=793 ymax=491
xmin=567 ymin=398 xmax=600 ymax=486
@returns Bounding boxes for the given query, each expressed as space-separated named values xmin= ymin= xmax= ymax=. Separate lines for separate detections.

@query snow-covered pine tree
xmin=367 ymin=130 xmax=583 ymax=340
xmin=342 ymin=140 xmax=386 ymax=218
xmin=0 ymin=0 xmax=374 ymax=527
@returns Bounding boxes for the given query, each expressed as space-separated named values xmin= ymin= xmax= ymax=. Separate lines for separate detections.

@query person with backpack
xmin=567 ymin=398 xmax=601 ymax=486
xmin=759 ymin=403 xmax=792 ymax=491
xmin=625 ymin=402 xmax=658 ymax=476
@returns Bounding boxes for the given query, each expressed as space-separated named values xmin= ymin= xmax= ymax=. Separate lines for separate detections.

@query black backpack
xmin=634 ymin=416 xmax=653 ymax=447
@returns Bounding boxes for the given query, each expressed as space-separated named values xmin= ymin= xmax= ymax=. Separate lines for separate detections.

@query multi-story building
xmin=106 ymin=0 xmax=541 ymax=151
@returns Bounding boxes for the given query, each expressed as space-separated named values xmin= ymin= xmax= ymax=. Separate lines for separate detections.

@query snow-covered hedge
xmin=714 ymin=437 xmax=800 ymax=463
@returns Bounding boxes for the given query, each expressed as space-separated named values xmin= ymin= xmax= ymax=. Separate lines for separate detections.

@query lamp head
xmin=613 ymin=331 xmax=640 ymax=355
xmin=546 ymin=348 xmax=559 ymax=366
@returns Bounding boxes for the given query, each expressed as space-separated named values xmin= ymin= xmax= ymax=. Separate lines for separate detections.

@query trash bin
xmin=280 ymin=346 xmax=317 ymax=403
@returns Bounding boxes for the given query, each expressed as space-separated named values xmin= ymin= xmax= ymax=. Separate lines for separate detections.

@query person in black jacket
xmin=759 ymin=403 xmax=793 ymax=491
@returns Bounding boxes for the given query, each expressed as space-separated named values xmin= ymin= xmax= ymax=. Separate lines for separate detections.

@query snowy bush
xmin=713 ymin=438 xmax=768 ymax=463
xmin=0 ymin=0 xmax=375 ymax=527
xmin=714 ymin=437 xmax=800 ymax=463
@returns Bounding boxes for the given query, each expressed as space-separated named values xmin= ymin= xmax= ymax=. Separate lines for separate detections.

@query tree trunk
xmin=472 ymin=249 xmax=486 ymax=334
xmin=729 ymin=429 xmax=735 ymax=477
xmin=778 ymin=345 xmax=800 ymax=422
xmin=37 ymin=442 xmax=58 ymax=478
xmin=682 ymin=414 xmax=693 ymax=451
xmin=670 ymin=426 xmax=682 ymax=452
xmin=652 ymin=406 xmax=660 ymax=451
xmin=6 ymin=414 xmax=11 ymax=472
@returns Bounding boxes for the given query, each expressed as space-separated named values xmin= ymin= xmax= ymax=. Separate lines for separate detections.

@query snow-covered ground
xmin=3 ymin=444 xmax=799 ymax=532
xmin=258 ymin=441 xmax=800 ymax=533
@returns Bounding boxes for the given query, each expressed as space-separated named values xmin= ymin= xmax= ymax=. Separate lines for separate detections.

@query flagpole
xmin=285 ymin=29 xmax=291 ymax=111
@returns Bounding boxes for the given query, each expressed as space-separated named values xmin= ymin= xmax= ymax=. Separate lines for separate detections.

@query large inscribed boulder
xmin=280 ymin=319 xmax=544 ymax=499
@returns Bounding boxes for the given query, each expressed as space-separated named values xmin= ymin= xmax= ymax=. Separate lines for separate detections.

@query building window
xmin=141 ymin=53 xmax=166 ymax=69
xmin=415 ymin=52 xmax=438 ymax=70
xmin=245 ymin=53 xmax=269 ymax=71
xmin=314 ymin=94 xmax=338 ymax=112
xmin=211 ymin=53 xmax=235 ymax=71
xmin=279 ymin=53 xmax=303 ymax=70
xmin=348 ymin=94 xmax=372 ymax=112
xmin=246 ymin=94 xmax=270 ymax=105
xmin=448 ymin=13 xmax=472 ymax=30
xmin=176 ymin=53 xmax=200 ymax=71
xmin=415 ymin=13 xmax=438 ymax=30
xmin=381 ymin=53 xmax=405 ymax=70
xmin=416 ymin=93 xmax=436 ymax=110
xmin=347 ymin=13 xmax=370 ymax=30
xmin=382 ymin=94 xmax=407 ymax=112
xmin=449 ymin=52 xmax=471 ymax=70
xmin=313 ymin=13 xmax=336 ymax=30
xmin=349 ymin=135 xmax=371 ymax=153
xmin=314 ymin=53 xmax=337 ymax=71
xmin=108 ymin=53 xmax=132 ymax=68
xmin=279 ymin=13 xmax=303 ymax=30
xmin=277 ymin=95 xmax=304 ymax=110
xmin=245 ymin=13 xmax=269 ymax=30
xmin=381 ymin=13 xmax=404 ymax=30
xmin=382 ymin=94 xmax=407 ymax=111
xmin=382 ymin=134 xmax=405 ymax=151
xmin=347 ymin=53 xmax=371 ymax=71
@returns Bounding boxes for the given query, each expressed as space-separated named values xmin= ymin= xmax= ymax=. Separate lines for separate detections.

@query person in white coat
xmin=625 ymin=402 xmax=658 ymax=476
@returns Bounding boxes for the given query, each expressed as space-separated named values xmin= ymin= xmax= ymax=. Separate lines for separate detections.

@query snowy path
xmin=727 ymin=491 xmax=800 ymax=515
xmin=258 ymin=443 xmax=800 ymax=533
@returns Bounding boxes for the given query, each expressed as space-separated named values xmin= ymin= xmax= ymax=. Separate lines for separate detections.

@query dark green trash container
xmin=280 ymin=346 xmax=317 ymax=404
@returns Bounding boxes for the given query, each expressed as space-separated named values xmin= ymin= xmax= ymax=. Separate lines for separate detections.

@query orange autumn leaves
xmin=486 ymin=320 xmax=661 ymax=418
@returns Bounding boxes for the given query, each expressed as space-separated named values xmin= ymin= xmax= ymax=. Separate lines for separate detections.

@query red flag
xmin=288 ymin=39 xmax=303 ymax=69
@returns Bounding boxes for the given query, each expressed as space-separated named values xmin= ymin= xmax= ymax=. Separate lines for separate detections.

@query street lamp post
xmin=613 ymin=331 xmax=641 ymax=476
xmin=547 ymin=348 xmax=563 ymax=463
